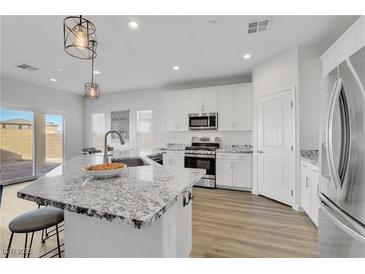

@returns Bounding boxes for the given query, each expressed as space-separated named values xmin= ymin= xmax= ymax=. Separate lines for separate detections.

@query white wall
xmin=0 ymin=76 xmax=85 ymax=160
xmin=298 ymin=44 xmax=323 ymax=150
xmin=84 ymin=88 xmax=165 ymax=151
xmin=251 ymin=48 xmax=299 ymax=195
xmin=252 ymin=47 xmax=299 ymax=97
xmin=251 ymin=45 xmax=323 ymax=202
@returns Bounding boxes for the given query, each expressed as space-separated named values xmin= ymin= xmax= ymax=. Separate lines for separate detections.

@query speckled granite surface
xmin=17 ymin=154 xmax=205 ymax=229
xmin=217 ymin=144 xmax=253 ymax=153
xmin=300 ymin=150 xmax=319 ymax=166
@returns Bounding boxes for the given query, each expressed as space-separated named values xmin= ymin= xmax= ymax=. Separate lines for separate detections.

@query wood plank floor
xmin=1 ymin=183 xmax=317 ymax=258
xmin=191 ymin=187 xmax=318 ymax=258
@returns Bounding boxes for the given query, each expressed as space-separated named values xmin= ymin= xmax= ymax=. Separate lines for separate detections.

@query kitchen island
xmin=17 ymin=153 xmax=205 ymax=258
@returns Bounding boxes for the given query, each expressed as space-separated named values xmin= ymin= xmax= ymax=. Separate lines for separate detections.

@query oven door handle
xmin=184 ymin=154 xmax=215 ymax=159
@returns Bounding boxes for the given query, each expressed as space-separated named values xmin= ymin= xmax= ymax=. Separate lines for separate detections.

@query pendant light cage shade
xmin=84 ymin=82 xmax=101 ymax=99
xmin=64 ymin=16 xmax=97 ymax=60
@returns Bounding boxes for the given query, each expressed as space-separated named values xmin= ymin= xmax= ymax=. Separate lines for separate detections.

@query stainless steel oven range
xmin=184 ymin=137 xmax=220 ymax=188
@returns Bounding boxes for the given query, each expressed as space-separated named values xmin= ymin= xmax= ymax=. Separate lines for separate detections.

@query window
xmin=36 ymin=113 xmax=64 ymax=176
xmin=92 ymin=113 xmax=105 ymax=151
xmin=0 ymin=109 xmax=35 ymax=183
xmin=136 ymin=110 xmax=153 ymax=156
xmin=0 ymin=108 xmax=65 ymax=184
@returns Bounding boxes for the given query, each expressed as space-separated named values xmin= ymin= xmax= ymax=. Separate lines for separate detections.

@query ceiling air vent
xmin=248 ymin=18 xmax=271 ymax=34
xmin=16 ymin=64 xmax=39 ymax=71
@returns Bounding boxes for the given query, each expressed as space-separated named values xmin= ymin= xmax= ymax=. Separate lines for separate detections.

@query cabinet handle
xmin=305 ymin=176 xmax=309 ymax=188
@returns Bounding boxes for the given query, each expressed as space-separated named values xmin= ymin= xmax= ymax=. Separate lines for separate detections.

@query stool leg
xmin=55 ymin=224 xmax=61 ymax=258
xmin=27 ymin=232 xmax=34 ymax=258
xmin=41 ymin=229 xmax=45 ymax=243
xmin=5 ymin=232 xmax=14 ymax=258
xmin=24 ymin=233 xmax=28 ymax=258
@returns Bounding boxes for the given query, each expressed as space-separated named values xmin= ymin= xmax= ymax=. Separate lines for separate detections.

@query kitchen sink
xmin=111 ymin=157 xmax=150 ymax=167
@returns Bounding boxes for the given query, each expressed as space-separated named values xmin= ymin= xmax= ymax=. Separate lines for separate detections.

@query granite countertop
xmin=17 ymin=153 xmax=205 ymax=229
xmin=300 ymin=150 xmax=319 ymax=166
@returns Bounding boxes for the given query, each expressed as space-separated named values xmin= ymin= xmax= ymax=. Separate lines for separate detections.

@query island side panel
xmin=64 ymin=203 xmax=178 ymax=258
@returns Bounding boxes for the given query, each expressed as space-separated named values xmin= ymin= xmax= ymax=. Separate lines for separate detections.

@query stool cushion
xmin=9 ymin=207 xmax=64 ymax=233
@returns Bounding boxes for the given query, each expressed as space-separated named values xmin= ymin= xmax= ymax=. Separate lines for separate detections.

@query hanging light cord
xmin=91 ymin=58 xmax=94 ymax=84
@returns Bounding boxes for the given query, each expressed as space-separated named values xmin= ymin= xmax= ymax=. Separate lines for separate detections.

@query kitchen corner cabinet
xmin=300 ymin=160 xmax=320 ymax=226
xmin=216 ymin=153 xmax=252 ymax=190
xmin=163 ymin=152 xmax=184 ymax=168
xmin=217 ymin=84 xmax=252 ymax=131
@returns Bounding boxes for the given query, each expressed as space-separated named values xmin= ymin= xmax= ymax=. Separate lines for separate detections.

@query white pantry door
xmin=257 ymin=89 xmax=295 ymax=206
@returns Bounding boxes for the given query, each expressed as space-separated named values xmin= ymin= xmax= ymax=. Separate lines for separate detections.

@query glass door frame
xmin=136 ymin=108 xmax=154 ymax=155
xmin=0 ymin=104 xmax=66 ymax=186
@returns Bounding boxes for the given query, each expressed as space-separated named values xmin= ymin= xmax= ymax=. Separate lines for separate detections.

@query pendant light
xmin=63 ymin=15 xmax=97 ymax=60
xmin=84 ymin=57 xmax=101 ymax=99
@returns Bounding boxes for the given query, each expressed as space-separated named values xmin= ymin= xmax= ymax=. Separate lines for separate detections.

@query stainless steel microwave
xmin=188 ymin=113 xmax=218 ymax=130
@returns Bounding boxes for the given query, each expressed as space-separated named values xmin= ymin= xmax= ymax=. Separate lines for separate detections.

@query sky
xmin=0 ymin=109 xmax=63 ymax=130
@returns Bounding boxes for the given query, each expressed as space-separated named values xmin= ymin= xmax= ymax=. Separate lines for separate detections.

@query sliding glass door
xmin=0 ymin=108 xmax=64 ymax=184
xmin=36 ymin=113 xmax=64 ymax=176
xmin=0 ymin=109 xmax=35 ymax=183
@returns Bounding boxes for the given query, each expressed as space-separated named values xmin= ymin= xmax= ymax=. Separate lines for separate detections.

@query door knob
xmin=257 ymin=150 xmax=264 ymax=154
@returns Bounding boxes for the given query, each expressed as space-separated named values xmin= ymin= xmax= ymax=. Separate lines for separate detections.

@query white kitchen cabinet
xmin=217 ymin=86 xmax=234 ymax=131
xmin=232 ymin=159 xmax=251 ymax=189
xmin=233 ymin=85 xmax=252 ymax=130
xmin=217 ymin=84 xmax=252 ymax=131
xmin=164 ymin=91 xmax=190 ymax=132
xmin=163 ymin=152 xmax=184 ymax=168
xmin=300 ymin=160 xmax=319 ymax=226
xmin=216 ymin=159 xmax=232 ymax=187
xmin=216 ymin=153 xmax=252 ymax=190
xmin=189 ymin=87 xmax=217 ymax=113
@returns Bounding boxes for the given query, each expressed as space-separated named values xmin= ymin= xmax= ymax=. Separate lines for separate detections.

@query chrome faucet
xmin=104 ymin=130 xmax=125 ymax=163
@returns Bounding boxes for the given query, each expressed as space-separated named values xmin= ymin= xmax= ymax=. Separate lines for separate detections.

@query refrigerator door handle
xmin=320 ymin=193 xmax=365 ymax=245
xmin=326 ymin=78 xmax=342 ymax=189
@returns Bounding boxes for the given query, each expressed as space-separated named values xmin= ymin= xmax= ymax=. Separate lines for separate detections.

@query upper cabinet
xmin=164 ymin=90 xmax=190 ymax=132
xmin=218 ymin=84 xmax=252 ymax=131
xmin=163 ymin=83 xmax=252 ymax=132
xmin=189 ymin=87 xmax=218 ymax=113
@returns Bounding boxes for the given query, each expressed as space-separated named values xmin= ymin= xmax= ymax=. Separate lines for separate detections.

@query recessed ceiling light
xmin=243 ymin=54 xmax=251 ymax=59
xmin=173 ymin=66 xmax=180 ymax=70
xmin=93 ymin=70 xmax=100 ymax=75
xmin=50 ymin=78 xmax=57 ymax=82
xmin=209 ymin=20 xmax=217 ymax=25
xmin=128 ymin=21 xmax=139 ymax=30
xmin=57 ymin=68 xmax=62 ymax=72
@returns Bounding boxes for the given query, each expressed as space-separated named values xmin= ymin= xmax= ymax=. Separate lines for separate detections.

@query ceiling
xmin=0 ymin=15 xmax=359 ymax=95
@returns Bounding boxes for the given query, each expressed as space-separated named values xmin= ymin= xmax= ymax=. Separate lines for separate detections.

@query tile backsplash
xmin=162 ymin=131 xmax=252 ymax=147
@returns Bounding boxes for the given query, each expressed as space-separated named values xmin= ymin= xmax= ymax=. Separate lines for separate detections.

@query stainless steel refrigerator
xmin=319 ymin=45 xmax=365 ymax=257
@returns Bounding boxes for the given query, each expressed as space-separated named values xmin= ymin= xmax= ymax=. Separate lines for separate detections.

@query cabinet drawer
xmin=165 ymin=151 xmax=184 ymax=157
xmin=216 ymin=153 xmax=251 ymax=160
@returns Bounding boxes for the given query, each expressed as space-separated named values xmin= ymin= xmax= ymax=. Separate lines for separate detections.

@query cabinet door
xmin=232 ymin=159 xmax=252 ymax=189
xmin=217 ymin=86 xmax=234 ymax=131
xmin=233 ymin=85 xmax=252 ymax=130
xmin=189 ymin=88 xmax=204 ymax=113
xmin=172 ymin=156 xmax=184 ymax=168
xmin=175 ymin=91 xmax=190 ymax=131
xmin=216 ymin=159 xmax=233 ymax=186
xmin=300 ymin=163 xmax=312 ymax=215
xmin=201 ymin=87 xmax=218 ymax=113
xmin=310 ymin=168 xmax=320 ymax=226
xmin=164 ymin=93 xmax=177 ymax=131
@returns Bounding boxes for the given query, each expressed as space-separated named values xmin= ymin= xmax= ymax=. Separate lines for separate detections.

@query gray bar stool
xmin=6 ymin=207 xmax=64 ymax=258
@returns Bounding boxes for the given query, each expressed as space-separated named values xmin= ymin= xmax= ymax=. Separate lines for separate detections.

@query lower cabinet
xmin=163 ymin=152 xmax=184 ymax=168
xmin=300 ymin=160 xmax=319 ymax=226
xmin=216 ymin=153 xmax=252 ymax=190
